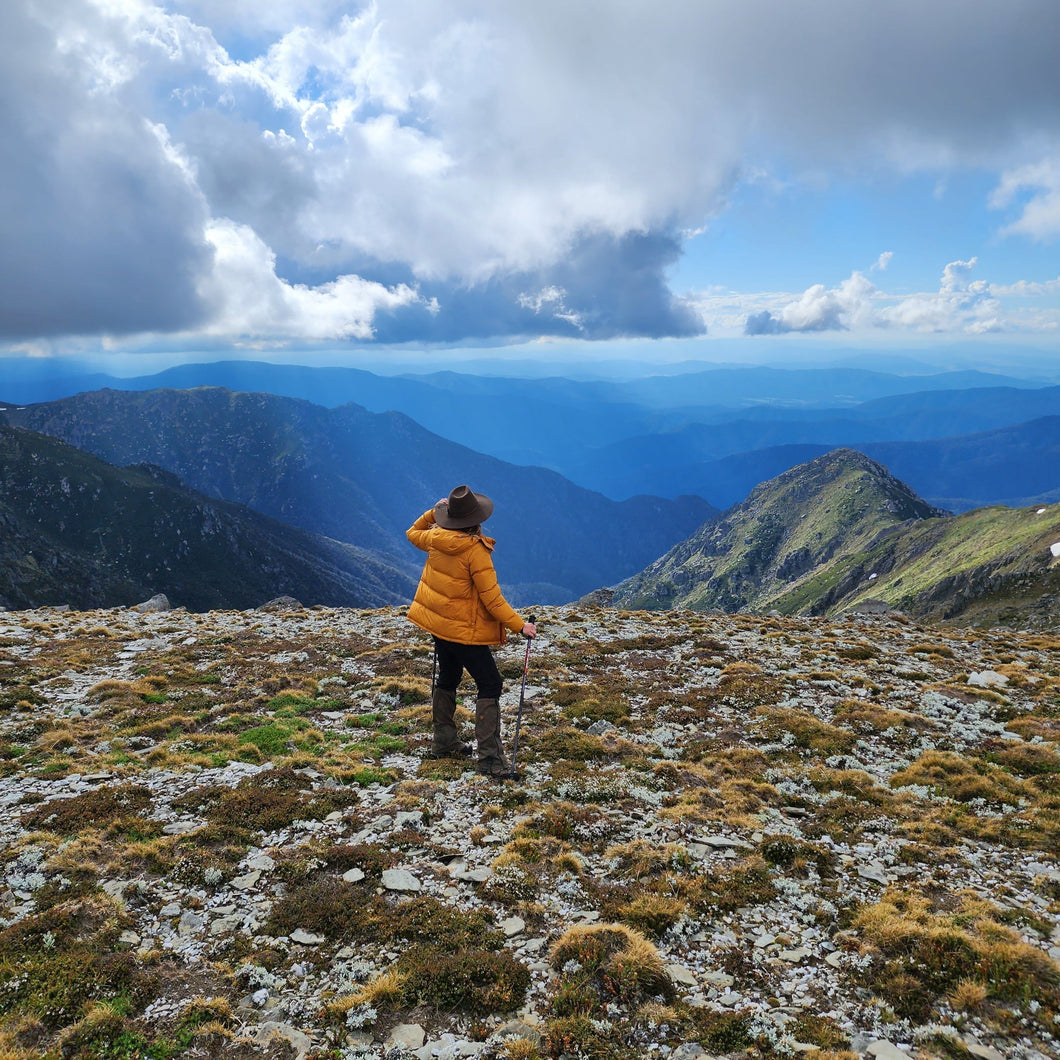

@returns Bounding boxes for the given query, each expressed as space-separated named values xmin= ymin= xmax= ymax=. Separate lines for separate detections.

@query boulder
xmin=132 ymin=593 xmax=171 ymax=613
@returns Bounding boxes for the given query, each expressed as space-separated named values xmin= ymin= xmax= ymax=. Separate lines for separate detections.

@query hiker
xmin=406 ymin=485 xmax=536 ymax=778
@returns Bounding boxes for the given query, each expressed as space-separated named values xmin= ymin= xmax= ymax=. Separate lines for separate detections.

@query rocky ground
xmin=0 ymin=602 xmax=1057 ymax=1060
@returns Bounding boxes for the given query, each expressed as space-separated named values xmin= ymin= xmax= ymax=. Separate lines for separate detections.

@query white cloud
xmin=873 ymin=251 xmax=894 ymax=271
xmin=880 ymin=259 xmax=1003 ymax=334
xmin=5 ymin=1 xmax=1060 ymax=344
xmin=200 ymin=219 xmax=423 ymax=339
xmin=991 ymin=158 xmax=1060 ymax=241
xmin=735 ymin=257 xmax=1056 ymax=337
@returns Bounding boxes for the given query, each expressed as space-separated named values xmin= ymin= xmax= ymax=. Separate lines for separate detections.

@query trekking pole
xmin=510 ymin=615 xmax=535 ymax=777
xmin=430 ymin=639 xmax=438 ymax=698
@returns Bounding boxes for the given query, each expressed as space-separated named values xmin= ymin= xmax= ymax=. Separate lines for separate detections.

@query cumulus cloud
xmin=200 ymin=220 xmax=424 ymax=339
xmin=879 ymin=259 xmax=1003 ymax=334
xmin=744 ymin=272 xmax=877 ymax=334
xmin=991 ymin=159 xmax=1060 ymax=241
xmin=741 ymin=258 xmax=1031 ymax=336
xmin=4 ymin=0 xmax=1060 ymax=345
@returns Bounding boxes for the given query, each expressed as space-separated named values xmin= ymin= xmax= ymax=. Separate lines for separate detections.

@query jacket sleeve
xmin=406 ymin=509 xmax=436 ymax=552
xmin=469 ymin=542 xmax=524 ymax=634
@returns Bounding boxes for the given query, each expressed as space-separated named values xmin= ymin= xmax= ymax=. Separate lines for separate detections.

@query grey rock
xmin=964 ymin=1042 xmax=1005 ymax=1060
xmin=586 ymin=720 xmax=617 ymax=735
xmin=161 ymin=820 xmax=200 ymax=835
xmin=497 ymin=1020 xmax=542 ymax=1046
xmin=250 ymin=1021 xmax=312 ymax=1059
xmin=259 ymin=596 xmax=304 ymax=612
xmin=968 ymin=670 xmax=1009 ymax=688
xmin=867 ymin=1041 xmax=911 ymax=1059
xmin=177 ymin=911 xmax=205 ymax=936
xmin=132 ymin=593 xmax=172 ymax=613
xmin=665 ymin=963 xmax=698 ymax=986
xmin=857 ymin=861 xmax=890 ymax=885
xmin=290 ymin=928 xmax=326 ymax=945
xmin=501 ymin=916 xmax=525 ymax=937
xmin=231 ymin=869 xmax=261 ymax=890
xmin=388 ymin=1023 xmax=426 ymax=1049
xmin=700 ymin=834 xmax=754 ymax=850
xmin=382 ymin=868 xmax=421 ymax=892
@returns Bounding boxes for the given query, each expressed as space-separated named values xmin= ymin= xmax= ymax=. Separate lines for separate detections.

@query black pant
xmin=434 ymin=637 xmax=503 ymax=699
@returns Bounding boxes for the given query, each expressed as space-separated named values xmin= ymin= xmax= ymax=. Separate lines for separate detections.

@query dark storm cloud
xmin=0 ymin=2 xmax=212 ymax=339
xmin=369 ymin=231 xmax=703 ymax=343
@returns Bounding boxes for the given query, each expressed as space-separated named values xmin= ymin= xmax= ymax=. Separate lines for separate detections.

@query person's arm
xmin=406 ymin=508 xmax=437 ymax=552
xmin=469 ymin=544 xmax=527 ymax=635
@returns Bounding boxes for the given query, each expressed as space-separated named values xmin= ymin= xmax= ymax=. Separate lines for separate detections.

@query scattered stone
xmin=586 ymin=720 xmax=617 ymax=735
xmin=250 ymin=1021 xmax=312 ymax=1059
xmin=968 ymin=670 xmax=1009 ymax=688
xmin=342 ymin=867 xmax=366 ymax=883
xmin=700 ymin=834 xmax=754 ymax=850
xmin=665 ymin=963 xmax=698 ymax=986
xmin=449 ymin=864 xmax=493 ymax=883
xmin=779 ymin=947 xmax=810 ymax=962
xmin=382 ymin=868 xmax=421 ymax=892
xmin=132 ymin=593 xmax=171 ymax=613
xmin=259 ymin=596 xmax=304 ymax=612
xmin=497 ymin=1019 xmax=542 ymax=1046
xmin=671 ymin=1047 xmax=712 ymax=1060
xmin=161 ymin=820 xmax=200 ymax=835
xmin=118 ymin=930 xmax=140 ymax=946
xmin=964 ymin=1042 xmax=1005 ymax=1060
xmin=857 ymin=861 xmax=890 ymax=885
xmin=290 ymin=928 xmax=326 ymax=946
xmin=867 ymin=1041 xmax=911 ymax=1059
xmin=388 ymin=1023 xmax=426 ymax=1050
xmin=501 ymin=916 xmax=526 ymax=937
xmin=231 ymin=869 xmax=261 ymax=890
xmin=177 ymin=911 xmax=205 ymax=937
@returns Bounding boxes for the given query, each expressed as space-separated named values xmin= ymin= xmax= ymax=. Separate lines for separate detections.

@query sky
xmin=2 ymin=0 xmax=1060 ymax=372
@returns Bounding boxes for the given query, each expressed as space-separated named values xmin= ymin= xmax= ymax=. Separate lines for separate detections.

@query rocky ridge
xmin=614 ymin=450 xmax=1060 ymax=630
xmin=0 ymin=603 xmax=1057 ymax=1059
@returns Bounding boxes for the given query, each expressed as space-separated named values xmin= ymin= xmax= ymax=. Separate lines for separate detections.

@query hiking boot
xmin=476 ymin=756 xmax=519 ymax=781
xmin=430 ymin=686 xmax=468 ymax=758
xmin=475 ymin=697 xmax=512 ymax=777
xmin=425 ymin=741 xmax=473 ymax=760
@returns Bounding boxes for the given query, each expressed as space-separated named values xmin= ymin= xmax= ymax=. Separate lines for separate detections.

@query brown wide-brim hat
xmin=435 ymin=484 xmax=494 ymax=529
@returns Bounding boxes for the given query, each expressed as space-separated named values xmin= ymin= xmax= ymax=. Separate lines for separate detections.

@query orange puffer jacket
xmin=406 ymin=510 xmax=525 ymax=645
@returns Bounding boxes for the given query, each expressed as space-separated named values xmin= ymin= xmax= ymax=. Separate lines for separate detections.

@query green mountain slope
xmin=614 ymin=449 xmax=944 ymax=613
xmin=0 ymin=423 xmax=415 ymax=611
xmin=615 ymin=447 xmax=1060 ymax=629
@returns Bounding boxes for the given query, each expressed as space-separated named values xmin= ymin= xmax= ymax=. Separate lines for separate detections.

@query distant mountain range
xmin=0 ymin=423 xmax=415 ymax=611
xmin=614 ymin=448 xmax=1060 ymax=630
xmin=569 ymin=393 xmax=1060 ymax=508
xmin=3 ymin=359 xmax=1049 ymax=508
xmin=2 ymin=388 xmax=714 ymax=605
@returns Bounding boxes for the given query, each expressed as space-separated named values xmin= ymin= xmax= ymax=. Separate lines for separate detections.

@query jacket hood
xmin=428 ymin=526 xmax=496 ymax=556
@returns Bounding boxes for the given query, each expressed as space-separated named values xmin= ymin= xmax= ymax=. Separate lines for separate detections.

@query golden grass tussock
xmin=756 ymin=706 xmax=858 ymax=755
xmin=889 ymin=750 xmax=1029 ymax=804
xmin=549 ymin=922 xmax=673 ymax=1004
xmin=853 ymin=888 xmax=1060 ymax=1022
